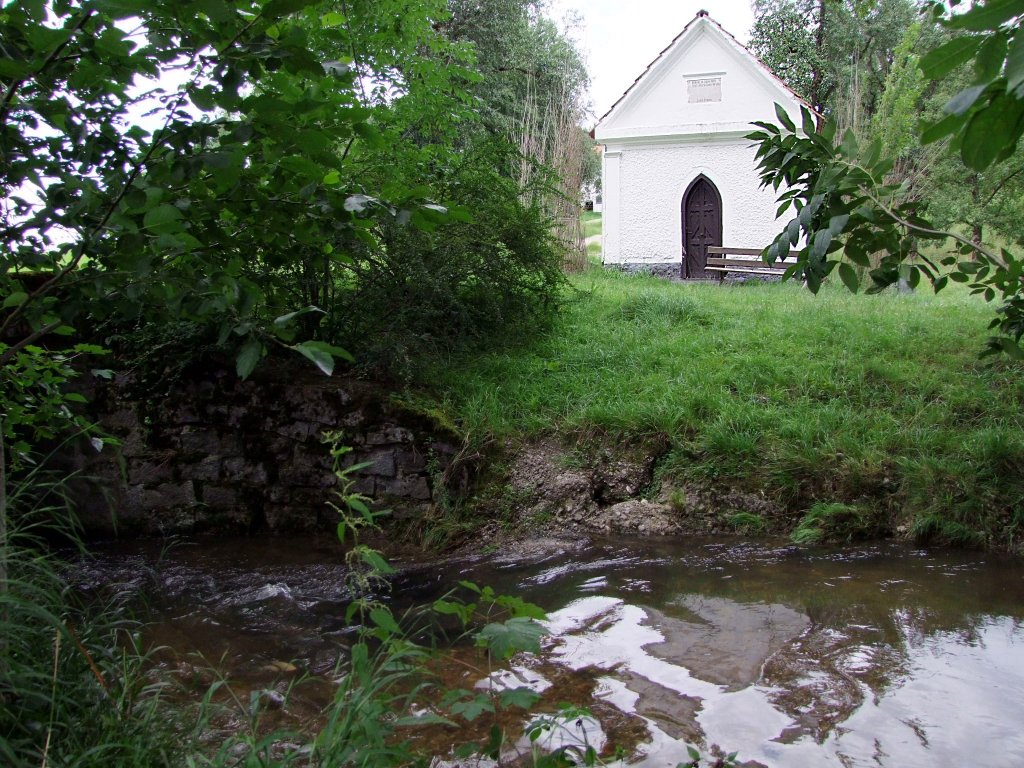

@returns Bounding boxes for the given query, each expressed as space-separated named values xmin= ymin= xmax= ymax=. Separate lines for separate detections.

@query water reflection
xmin=74 ymin=536 xmax=1024 ymax=766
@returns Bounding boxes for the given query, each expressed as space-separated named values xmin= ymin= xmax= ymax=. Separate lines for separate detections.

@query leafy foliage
xmin=1 ymin=0 xmax=569 ymax=384
xmin=329 ymin=139 xmax=565 ymax=375
xmin=749 ymin=0 xmax=918 ymax=127
xmin=0 ymin=343 xmax=113 ymax=472
xmin=749 ymin=1 xmax=825 ymax=105
xmin=747 ymin=95 xmax=1024 ymax=357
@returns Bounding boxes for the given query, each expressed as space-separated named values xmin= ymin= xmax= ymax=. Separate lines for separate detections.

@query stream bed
xmin=73 ymin=536 xmax=1024 ymax=767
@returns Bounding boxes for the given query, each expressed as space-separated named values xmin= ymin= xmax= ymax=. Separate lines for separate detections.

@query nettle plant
xmin=321 ymin=430 xmax=607 ymax=767
xmin=747 ymin=0 xmax=1024 ymax=359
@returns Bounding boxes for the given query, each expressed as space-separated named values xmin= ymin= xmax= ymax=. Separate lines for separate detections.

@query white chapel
xmin=593 ymin=10 xmax=810 ymax=279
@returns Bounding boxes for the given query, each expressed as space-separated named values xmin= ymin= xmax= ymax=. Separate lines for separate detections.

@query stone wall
xmin=69 ymin=362 xmax=463 ymax=536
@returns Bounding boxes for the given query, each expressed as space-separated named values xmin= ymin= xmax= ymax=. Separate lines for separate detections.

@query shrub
xmin=328 ymin=144 xmax=565 ymax=377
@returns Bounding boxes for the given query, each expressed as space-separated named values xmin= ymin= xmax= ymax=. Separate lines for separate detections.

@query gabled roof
xmin=596 ymin=9 xmax=816 ymax=130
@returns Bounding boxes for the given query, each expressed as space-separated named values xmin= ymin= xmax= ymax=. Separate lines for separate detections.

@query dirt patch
xmin=472 ymin=439 xmax=788 ymax=549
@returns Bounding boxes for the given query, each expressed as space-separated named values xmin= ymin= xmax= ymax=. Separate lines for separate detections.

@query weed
xmin=616 ymin=290 xmax=711 ymax=326
xmin=668 ymin=488 xmax=688 ymax=513
xmin=911 ymin=514 xmax=987 ymax=548
xmin=1 ymin=484 xmax=184 ymax=767
xmin=792 ymin=502 xmax=880 ymax=545
xmin=728 ymin=512 xmax=766 ymax=534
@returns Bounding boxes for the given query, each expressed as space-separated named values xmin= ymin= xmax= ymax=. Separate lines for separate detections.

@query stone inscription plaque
xmin=687 ymin=77 xmax=722 ymax=103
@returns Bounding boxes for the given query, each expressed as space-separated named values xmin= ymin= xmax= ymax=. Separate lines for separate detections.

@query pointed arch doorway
xmin=681 ymin=175 xmax=722 ymax=279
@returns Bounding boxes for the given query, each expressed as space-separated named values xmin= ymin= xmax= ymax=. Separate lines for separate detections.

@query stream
xmin=72 ymin=536 xmax=1024 ymax=767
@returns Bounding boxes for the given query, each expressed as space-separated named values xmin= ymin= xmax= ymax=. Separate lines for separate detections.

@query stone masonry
xmin=69 ymin=361 xmax=462 ymax=536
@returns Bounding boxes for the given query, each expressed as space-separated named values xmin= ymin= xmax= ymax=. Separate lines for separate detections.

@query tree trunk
xmin=812 ymin=0 xmax=827 ymax=130
xmin=1 ymin=421 xmax=8 ymax=667
xmin=970 ymin=173 xmax=983 ymax=256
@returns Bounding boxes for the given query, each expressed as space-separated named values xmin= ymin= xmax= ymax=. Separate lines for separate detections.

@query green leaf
xmin=1008 ymin=32 xmax=1024 ymax=94
xmin=235 ymin=338 xmax=263 ymax=379
xmin=996 ymin=336 xmax=1024 ymax=359
xmin=775 ymin=102 xmax=796 ymax=132
xmin=944 ymin=84 xmax=989 ymax=115
xmin=947 ymin=0 xmax=1024 ymax=32
xmin=394 ymin=713 xmax=458 ymax=727
xmin=961 ymin=94 xmax=1024 ymax=170
xmin=976 ymin=32 xmax=1008 ymax=82
xmin=292 ymin=340 xmax=353 ymax=376
xmin=499 ymin=687 xmax=542 ymax=710
xmin=273 ymin=305 xmax=323 ymax=327
xmin=143 ymin=203 xmax=184 ymax=232
xmin=348 ymin=497 xmax=371 ymax=516
xmin=354 ymin=121 xmax=385 ymax=149
xmin=2 ymin=291 xmax=28 ymax=309
xmin=921 ymin=112 xmax=969 ymax=144
xmin=320 ymin=10 xmax=346 ymax=26
xmin=812 ymin=230 xmax=833 ymax=260
xmin=450 ymin=694 xmax=495 ymax=722
xmin=800 ymin=106 xmax=816 ymax=136
xmin=477 ymin=617 xmax=547 ymax=660
xmin=838 ymin=262 xmax=860 ymax=294
xmin=919 ymin=36 xmax=983 ymax=79
xmin=838 ymin=128 xmax=859 ymax=157
xmin=369 ymin=607 xmax=401 ymax=636
xmin=359 ymin=549 xmax=395 ymax=575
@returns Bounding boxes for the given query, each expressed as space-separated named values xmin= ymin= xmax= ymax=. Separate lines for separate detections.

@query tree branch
xmin=0 ymin=10 xmax=95 ymax=128
xmin=983 ymin=164 xmax=1024 ymax=208
xmin=0 ymin=320 xmax=63 ymax=367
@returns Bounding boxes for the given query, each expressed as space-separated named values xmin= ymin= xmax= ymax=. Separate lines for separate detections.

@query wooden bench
xmin=705 ymin=246 xmax=800 ymax=282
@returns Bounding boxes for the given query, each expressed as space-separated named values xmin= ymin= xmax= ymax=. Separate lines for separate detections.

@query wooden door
xmin=682 ymin=176 xmax=722 ymax=279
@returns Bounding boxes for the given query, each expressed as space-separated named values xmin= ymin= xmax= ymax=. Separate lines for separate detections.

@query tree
xmin=746 ymin=0 xmax=1024 ymax=359
xmin=749 ymin=0 xmax=919 ymax=131
xmin=441 ymin=1 xmax=591 ymax=269
xmin=1 ymin=0 xmax=484 ymax=377
xmin=749 ymin=0 xmax=826 ymax=109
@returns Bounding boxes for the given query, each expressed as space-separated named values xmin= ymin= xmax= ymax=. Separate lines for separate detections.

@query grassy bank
xmin=420 ymin=268 xmax=1024 ymax=549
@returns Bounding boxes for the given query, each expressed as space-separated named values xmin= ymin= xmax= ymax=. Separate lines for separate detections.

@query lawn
xmin=583 ymin=210 xmax=602 ymax=239
xmin=420 ymin=268 xmax=1024 ymax=548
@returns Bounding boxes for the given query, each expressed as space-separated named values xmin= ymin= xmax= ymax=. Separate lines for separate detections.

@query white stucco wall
xmin=601 ymin=138 xmax=784 ymax=265
xmin=593 ymin=15 xmax=807 ymax=270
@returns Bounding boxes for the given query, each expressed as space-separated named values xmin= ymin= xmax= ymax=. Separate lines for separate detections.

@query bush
xmin=327 ymin=143 xmax=565 ymax=378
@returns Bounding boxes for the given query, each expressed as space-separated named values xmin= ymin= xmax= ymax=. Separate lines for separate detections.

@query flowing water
xmin=73 ymin=536 xmax=1024 ymax=767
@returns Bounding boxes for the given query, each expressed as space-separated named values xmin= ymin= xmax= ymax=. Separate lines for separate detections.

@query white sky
xmin=547 ymin=0 xmax=755 ymax=124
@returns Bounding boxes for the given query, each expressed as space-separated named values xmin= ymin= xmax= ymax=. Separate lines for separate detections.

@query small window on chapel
xmin=687 ymin=76 xmax=722 ymax=103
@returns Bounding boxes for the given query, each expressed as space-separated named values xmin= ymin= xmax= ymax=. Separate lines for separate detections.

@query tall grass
xmin=0 ymin=470 xmax=182 ymax=767
xmin=419 ymin=268 xmax=1024 ymax=548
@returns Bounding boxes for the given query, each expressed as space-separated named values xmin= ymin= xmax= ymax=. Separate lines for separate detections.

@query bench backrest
xmin=704 ymin=247 xmax=798 ymax=264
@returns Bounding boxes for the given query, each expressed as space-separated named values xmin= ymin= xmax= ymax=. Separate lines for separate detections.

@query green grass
xmin=419 ymin=268 xmax=1024 ymax=549
xmin=582 ymin=211 xmax=602 ymax=240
